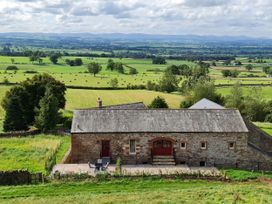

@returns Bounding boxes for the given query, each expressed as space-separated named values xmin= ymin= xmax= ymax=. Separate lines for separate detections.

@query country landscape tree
xmin=1 ymin=74 xmax=66 ymax=131
xmin=159 ymin=72 xmax=179 ymax=93
xmin=35 ymin=86 xmax=59 ymax=133
xmin=87 ymin=62 xmax=102 ymax=76
xmin=3 ymin=95 xmax=28 ymax=131
xmin=49 ymin=53 xmax=61 ymax=64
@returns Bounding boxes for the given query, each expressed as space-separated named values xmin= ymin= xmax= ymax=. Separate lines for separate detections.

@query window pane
xmin=130 ymin=140 xmax=136 ymax=153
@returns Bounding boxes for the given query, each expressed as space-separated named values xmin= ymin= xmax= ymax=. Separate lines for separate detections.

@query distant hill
xmin=1 ymin=32 xmax=272 ymax=49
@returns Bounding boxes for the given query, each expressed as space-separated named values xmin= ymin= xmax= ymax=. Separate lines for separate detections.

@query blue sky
xmin=0 ymin=0 xmax=271 ymax=38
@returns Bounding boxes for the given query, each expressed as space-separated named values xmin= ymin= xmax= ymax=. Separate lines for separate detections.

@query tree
xmin=35 ymin=86 xmax=59 ymax=132
xmin=110 ymin=78 xmax=118 ymax=88
xmin=74 ymin=58 xmax=83 ymax=66
xmin=243 ymin=87 xmax=268 ymax=121
xmin=107 ymin=59 xmax=115 ymax=71
xmin=87 ymin=62 xmax=102 ymax=76
xmin=152 ymin=56 xmax=166 ymax=64
xmin=115 ymin=62 xmax=124 ymax=74
xmin=38 ymin=58 xmax=43 ymax=65
xmin=159 ymin=72 xmax=179 ymax=93
xmin=2 ymin=74 xmax=66 ymax=125
xmin=49 ymin=53 xmax=61 ymax=64
xmin=246 ymin=64 xmax=253 ymax=71
xmin=129 ymin=67 xmax=138 ymax=75
xmin=225 ymin=82 xmax=244 ymax=111
xmin=189 ymin=80 xmax=224 ymax=105
xmin=3 ymin=95 xmax=28 ymax=132
xmin=148 ymin=96 xmax=169 ymax=108
xmin=10 ymin=58 xmax=15 ymax=64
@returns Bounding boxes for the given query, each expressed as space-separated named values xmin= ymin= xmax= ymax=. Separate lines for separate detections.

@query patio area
xmin=52 ymin=164 xmax=220 ymax=177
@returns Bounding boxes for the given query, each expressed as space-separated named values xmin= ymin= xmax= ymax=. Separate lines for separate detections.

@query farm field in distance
xmin=0 ymin=179 xmax=272 ymax=203
xmin=0 ymin=56 xmax=272 ymax=87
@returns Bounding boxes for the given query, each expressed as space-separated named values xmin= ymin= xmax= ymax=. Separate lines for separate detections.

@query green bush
xmin=6 ymin=66 xmax=18 ymax=70
xmin=115 ymin=157 xmax=122 ymax=177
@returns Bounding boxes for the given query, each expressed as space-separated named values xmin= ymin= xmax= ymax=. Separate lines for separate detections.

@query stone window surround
xmin=228 ymin=141 xmax=236 ymax=150
xmin=180 ymin=141 xmax=187 ymax=149
xmin=200 ymin=141 xmax=207 ymax=150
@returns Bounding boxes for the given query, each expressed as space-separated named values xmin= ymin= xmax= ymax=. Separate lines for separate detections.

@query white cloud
xmin=0 ymin=0 xmax=271 ymax=37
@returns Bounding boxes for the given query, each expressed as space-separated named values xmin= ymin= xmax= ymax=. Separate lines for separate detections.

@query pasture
xmin=0 ymin=56 xmax=272 ymax=87
xmin=0 ymin=179 xmax=271 ymax=203
xmin=0 ymin=85 xmax=184 ymax=122
xmin=0 ymin=135 xmax=70 ymax=173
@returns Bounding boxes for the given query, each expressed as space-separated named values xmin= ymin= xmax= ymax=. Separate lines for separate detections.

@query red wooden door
xmin=101 ymin=140 xmax=110 ymax=157
xmin=153 ymin=140 xmax=172 ymax=156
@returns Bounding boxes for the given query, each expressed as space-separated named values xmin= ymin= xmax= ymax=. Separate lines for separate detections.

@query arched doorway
xmin=152 ymin=139 xmax=173 ymax=156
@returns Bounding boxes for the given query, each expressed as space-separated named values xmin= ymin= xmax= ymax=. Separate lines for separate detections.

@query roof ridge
xmin=74 ymin=108 xmax=239 ymax=111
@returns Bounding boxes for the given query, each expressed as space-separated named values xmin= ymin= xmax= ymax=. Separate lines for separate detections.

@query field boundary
xmin=0 ymin=129 xmax=40 ymax=138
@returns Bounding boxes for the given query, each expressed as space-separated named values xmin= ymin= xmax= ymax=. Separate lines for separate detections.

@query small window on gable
xmin=229 ymin=142 xmax=235 ymax=150
xmin=201 ymin=142 xmax=207 ymax=150
xmin=129 ymin=139 xmax=136 ymax=154
xmin=180 ymin=142 xmax=186 ymax=149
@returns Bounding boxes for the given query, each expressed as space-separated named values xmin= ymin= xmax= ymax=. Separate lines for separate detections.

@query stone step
xmin=152 ymin=162 xmax=176 ymax=165
xmin=153 ymin=155 xmax=174 ymax=159
xmin=152 ymin=158 xmax=175 ymax=162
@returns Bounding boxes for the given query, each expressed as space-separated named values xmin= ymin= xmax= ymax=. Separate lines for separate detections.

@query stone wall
xmin=70 ymin=132 xmax=261 ymax=167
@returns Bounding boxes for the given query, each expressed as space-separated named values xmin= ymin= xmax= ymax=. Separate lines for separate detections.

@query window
xmin=201 ymin=142 xmax=207 ymax=150
xmin=129 ymin=139 xmax=136 ymax=154
xmin=180 ymin=142 xmax=186 ymax=149
xmin=229 ymin=142 xmax=235 ymax=150
xmin=180 ymin=161 xmax=186 ymax=165
xmin=200 ymin=161 xmax=206 ymax=167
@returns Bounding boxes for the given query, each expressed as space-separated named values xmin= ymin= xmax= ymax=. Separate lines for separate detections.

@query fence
xmin=0 ymin=170 xmax=43 ymax=185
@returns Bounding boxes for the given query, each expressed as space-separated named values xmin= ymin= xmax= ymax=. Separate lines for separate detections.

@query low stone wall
xmin=0 ymin=170 xmax=43 ymax=185
xmin=0 ymin=129 xmax=40 ymax=138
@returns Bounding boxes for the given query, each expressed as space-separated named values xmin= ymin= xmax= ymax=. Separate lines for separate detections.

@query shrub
xmin=24 ymin=70 xmax=38 ymax=74
xmin=45 ymin=152 xmax=57 ymax=174
xmin=180 ymin=100 xmax=192 ymax=108
xmin=152 ymin=56 xmax=166 ymax=64
xmin=265 ymin=114 xmax=272 ymax=123
xmin=6 ymin=65 xmax=18 ymax=70
xmin=148 ymin=96 xmax=169 ymax=109
xmin=115 ymin=157 xmax=122 ymax=177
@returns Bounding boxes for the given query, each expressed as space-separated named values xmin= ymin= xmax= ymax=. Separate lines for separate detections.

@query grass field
xmin=217 ymin=86 xmax=272 ymax=100
xmin=1 ymin=56 xmax=271 ymax=87
xmin=0 ymin=179 xmax=271 ymax=203
xmin=0 ymin=135 xmax=70 ymax=173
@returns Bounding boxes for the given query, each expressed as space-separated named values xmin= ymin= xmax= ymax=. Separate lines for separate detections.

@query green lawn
xmin=0 ymin=179 xmax=271 ymax=203
xmin=0 ymin=135 xmax=70 ymax=173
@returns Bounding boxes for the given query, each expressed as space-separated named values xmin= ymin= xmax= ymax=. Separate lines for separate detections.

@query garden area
xmin=0 ymin=135 xmax=70 ymax=173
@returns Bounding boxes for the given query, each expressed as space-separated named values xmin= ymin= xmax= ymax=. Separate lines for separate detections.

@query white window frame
xmin=229 ymin=142 xmax=235 ymax=150
xmin=200 ymin=141 xmax=207 ymax=150
xmin=129 ymin=139 xmax=136 ymax=155
xmin=180 ymin=141 xmax=187 ymax=150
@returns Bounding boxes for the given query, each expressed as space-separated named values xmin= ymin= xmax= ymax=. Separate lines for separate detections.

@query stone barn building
xmin=70 ymin=99 xmax=272 ymax=170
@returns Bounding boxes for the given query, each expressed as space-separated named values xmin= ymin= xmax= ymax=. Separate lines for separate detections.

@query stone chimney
xmin=97 ymin=97 xmax=102 ymax=108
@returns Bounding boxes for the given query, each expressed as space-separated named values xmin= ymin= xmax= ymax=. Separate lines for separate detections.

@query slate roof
xmin=99 ymin=102 xmax=146 ymax=109
xmin=71 ymin=109 xmax=248 ymax=133
xmin=189 ymin=98 xmax=225 ymax=109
